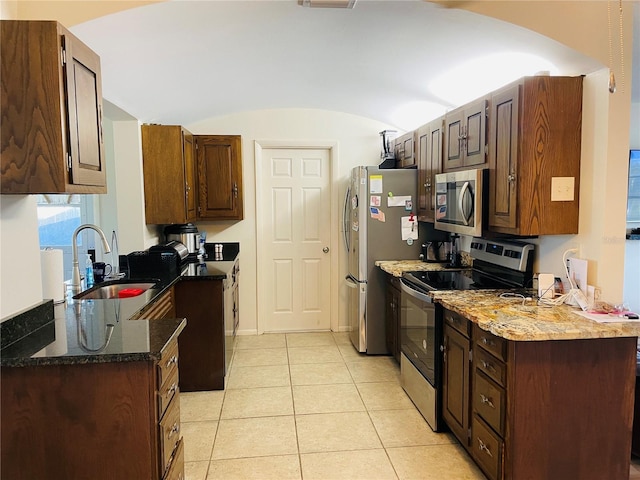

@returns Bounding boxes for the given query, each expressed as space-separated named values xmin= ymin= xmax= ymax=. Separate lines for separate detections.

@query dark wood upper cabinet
xmin=487 ymin=76 xmax=583 ymax=235
xmin=394 ymin=131 xmax=415 ymax=168
xmin=196 ymin=135 xmax=243 ymax=220
xmin=416 ymin=118 xmax=443 ymax=222
xmin=1 ymin=20 xmax=106 ymax=194
xmin=443 ymin=98 xmax=488 ymax=171
xmin=141 ymin=124 xmax=197 ymax=225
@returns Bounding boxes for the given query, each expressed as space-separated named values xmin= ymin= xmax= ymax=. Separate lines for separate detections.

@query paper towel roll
xmin=41 ymin=249 xmax=65 ymax=304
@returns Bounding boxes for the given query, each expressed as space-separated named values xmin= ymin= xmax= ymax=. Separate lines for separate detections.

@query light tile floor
xmin=179 ymin=331 xmax=640 ymax=479
xmin=179 ymin=332 xmax=485 ymax=480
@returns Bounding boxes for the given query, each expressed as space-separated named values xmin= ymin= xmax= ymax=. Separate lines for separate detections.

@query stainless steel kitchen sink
xmin=73 ymin=280 xmax=158 ymax=300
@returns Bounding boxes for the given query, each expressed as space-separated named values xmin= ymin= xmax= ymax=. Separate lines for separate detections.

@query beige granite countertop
xmin=432 ymin=289 xmax=640 ymax=341
xmin=375 ymin=259 xmax=470 ymax=277
xmin=377 ymin=258 xmax=640 ymax=341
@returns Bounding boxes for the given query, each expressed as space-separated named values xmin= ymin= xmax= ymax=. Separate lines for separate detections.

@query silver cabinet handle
xmin=478 ymin=438 xmax=493 ymax=457
xmin=479 ymin=394 xmax=495 ymax=409
xmin=480 ymin=360 xmax=496 ymax=373
xmin=323 ymin=247 xmax=329 ymax=253
xmin=165 ymin=355 xmax=178 ymax=369
xmin=481 ymin=337 xmax=495 ymax=347
xmin=168 ymin=421 xmax=180 ymax=438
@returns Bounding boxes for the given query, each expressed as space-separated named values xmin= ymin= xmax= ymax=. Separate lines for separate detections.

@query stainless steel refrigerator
xmin=343 ymin=166 xmax=421 ymax=353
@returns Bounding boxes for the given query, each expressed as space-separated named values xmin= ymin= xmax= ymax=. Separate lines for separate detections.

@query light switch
xmin=551 ymin=177 xmax=575 ymax=202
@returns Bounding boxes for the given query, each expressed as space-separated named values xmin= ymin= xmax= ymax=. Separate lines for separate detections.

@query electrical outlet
xmin=594 ymin=287 xmax=601 ymax=300
xmin=568 ymin=243 xmax=581 ymax=258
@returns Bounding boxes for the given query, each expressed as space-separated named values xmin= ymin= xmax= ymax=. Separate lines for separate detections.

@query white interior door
xmin=258 ymin=147 xmax=332 ymax=332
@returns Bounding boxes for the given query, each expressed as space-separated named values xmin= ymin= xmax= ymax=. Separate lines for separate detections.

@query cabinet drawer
xmin=475 ymin=347 xmax=506 ymax=387
xmin=473 ymin=371 xmax=505 ymax=436
xmin=444 ymin=309 xmax=470 ymax=338
xmin=471 ymin=415 xmax=503 ymax=480
xmin=158 ymin=362 xmax=179 ymax=418
xmin=158 ymin=339 xmax=179 ymax=389
xmin=159 ymin=395 xmax=182 ymax=476
xmin=474 ymin=325 xmax=506 ymax=361
xmin=163 ymin=436 xmax=184 ymax=480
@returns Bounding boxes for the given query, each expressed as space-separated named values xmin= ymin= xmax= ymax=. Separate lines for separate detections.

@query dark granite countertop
xmin=0 ymin=243 xmax=239 ymax=367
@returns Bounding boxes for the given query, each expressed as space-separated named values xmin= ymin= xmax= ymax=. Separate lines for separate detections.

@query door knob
xmin=323 ymin=247 xmax=330 ymax=253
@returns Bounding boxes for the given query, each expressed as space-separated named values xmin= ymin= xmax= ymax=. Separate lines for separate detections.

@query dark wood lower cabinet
xmin=175 ymin=260 xmax=238 ymax=392
xmin=175 ymin=279 xmax=225 ymax=391
xmin=442 ymin=311 xmax=471 ymax=445
xmin=0 ymin=338 xmax=183 ymax=480
xmin=385 ymin=275 xmax=401 ymax=362
xmin=441 ymin=308 xmax=636 ymax=480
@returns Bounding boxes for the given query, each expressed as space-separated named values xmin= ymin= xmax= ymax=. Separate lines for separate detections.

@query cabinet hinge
xmin=67 ymin=153 xmax=72 ymax=171
xmin=468 ymin=428 xmax=472 ymax=441
xmin=60 ymin=36 xmax=67 ymax=66
xmin=469 ymin=348 xmax=473 ymax=362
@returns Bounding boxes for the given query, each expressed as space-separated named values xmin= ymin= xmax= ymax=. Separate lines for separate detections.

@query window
xmin=628 ymin=150 xmax=640 ymax=223
xmin=37 ymin=195 xmax=95 ymax=280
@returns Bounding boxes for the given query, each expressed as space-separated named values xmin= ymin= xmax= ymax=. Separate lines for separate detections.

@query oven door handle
xmin=400 ymin=278 xmax=433 ymax=303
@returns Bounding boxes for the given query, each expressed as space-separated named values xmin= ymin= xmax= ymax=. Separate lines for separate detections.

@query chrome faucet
xmin=71 ymin=224 xmax=111 ymax=294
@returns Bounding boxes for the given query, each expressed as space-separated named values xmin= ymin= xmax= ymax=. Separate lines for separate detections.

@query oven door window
xmin=400 ymin=285 xmax=436 ymax=387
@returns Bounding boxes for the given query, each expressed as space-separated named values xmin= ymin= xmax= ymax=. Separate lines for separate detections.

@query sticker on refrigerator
xmin=401 ymin=215 xmax=418 ymax=241
xmin=369 ymin=175 xmax=383 ymax=194
xmin=370 ymin=207 xmax=385 ymax=222
xmin=370 ymin=195 xmax=381 ymax=207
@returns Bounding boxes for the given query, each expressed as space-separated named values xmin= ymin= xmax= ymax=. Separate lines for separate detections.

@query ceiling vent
xmin=299 ymin=0 xmax=356 ymax=8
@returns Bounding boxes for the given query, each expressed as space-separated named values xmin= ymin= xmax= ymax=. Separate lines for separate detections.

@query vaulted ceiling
xmin=66 ymin=0 xmax=631 ymax=130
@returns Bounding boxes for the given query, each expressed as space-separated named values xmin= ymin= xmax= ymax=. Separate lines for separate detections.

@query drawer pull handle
xmin=481 ymin=337 xmax=495 ymax=347
xmin=168 ymin=422 xmax=180 ymax=438
xmin=478 ymin=438 xmax=493 ymax=457
xmin=166 ymin=382 xmax=179 ymax=398
xmin=480 ymin=394 xmax=495 ymax=409
xmin=165 ymin=355 xmax=178 ymax=369
xmin=481 ymin=360 xmax=497 ymax=373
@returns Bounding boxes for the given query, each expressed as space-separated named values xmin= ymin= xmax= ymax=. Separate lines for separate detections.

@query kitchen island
xmin=0 ymin=243 xmax=239 ymax=480
xmin=378 ymin=261 xmax=640 ymax=480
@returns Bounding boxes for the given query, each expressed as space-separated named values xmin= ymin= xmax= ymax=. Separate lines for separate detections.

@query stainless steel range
xmin=399 ymin=237 xmax=534 ymax=431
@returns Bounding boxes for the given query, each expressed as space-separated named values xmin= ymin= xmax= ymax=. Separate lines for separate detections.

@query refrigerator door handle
xmin=343 ymin=185 xmax=351 ymax=252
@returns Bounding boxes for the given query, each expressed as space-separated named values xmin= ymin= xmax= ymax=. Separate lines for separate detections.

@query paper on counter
xmin=575 ymin=310 xmax=640 ymax=323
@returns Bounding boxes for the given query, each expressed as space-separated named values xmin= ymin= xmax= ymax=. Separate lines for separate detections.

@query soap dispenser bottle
xmin=85 ymin=254 xmax=95 ymax=289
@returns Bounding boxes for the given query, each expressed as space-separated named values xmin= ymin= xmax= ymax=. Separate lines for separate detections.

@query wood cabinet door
xmin=416 ymin=119 xmax=443 ymax=222
xmin=183 ymin=132 xmax=197 ymax=221
xmin=141 ymin=125 xmax=192 ymax=224
xmin=196 ymin=135 xmax=243 ymax=220
xmin=385 ymin=277 xmax=401 ymax=362
xmin=462 ymin=98 xmax=487 ymax=167
xmin=415 ymin=124 xmax=430 ymax=219
xmin=0 ymin=21 xmax=106 ymax=193
xmin=442 ymin=323 xmax=470 ymax=446
xmin=488 ymin=84 xmax=520 ymax=232
xmin=61 ymin=26 xmax=106 ymax=189
xmin=443 ymin=108 xmax=464 ymax=170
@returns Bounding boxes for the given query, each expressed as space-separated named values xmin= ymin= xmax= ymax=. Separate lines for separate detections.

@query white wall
xmin=188 ymin=108 xmax=392 ymax=334
xmin=0 ymin=196 xmax=42 ymax=319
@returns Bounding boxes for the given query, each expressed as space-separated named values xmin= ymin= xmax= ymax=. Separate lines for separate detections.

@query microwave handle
xmin=458 ymin=181 xmax=472 ymax=226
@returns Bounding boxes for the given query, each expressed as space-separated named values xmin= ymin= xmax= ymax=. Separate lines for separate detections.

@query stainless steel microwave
xmin=434 ymin=169 xmax=487 ymax=236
